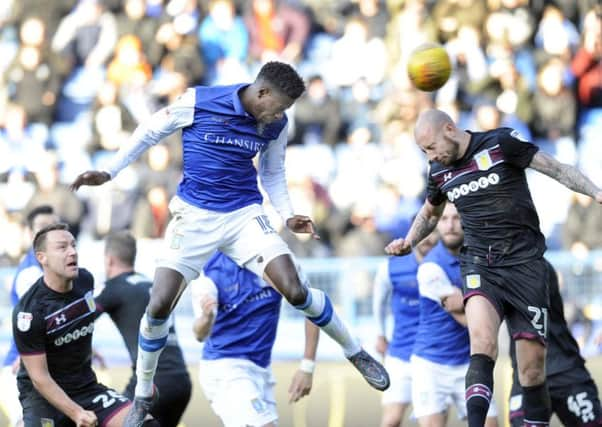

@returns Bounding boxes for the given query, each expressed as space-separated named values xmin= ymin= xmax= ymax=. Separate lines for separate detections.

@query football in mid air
xmin=407 ymin=44 xmax=452 ymax=92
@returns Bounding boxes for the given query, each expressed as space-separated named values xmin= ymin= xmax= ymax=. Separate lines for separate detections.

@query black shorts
xmin=123 ymin=371 xmax=192 ymax=427
xmin=21 ymin=382 xmax=130 ymax=427
xmin=509 ymin=368 xmax=602 ymax=426
xmin=462 ymin=258 xmax=550 ymax=343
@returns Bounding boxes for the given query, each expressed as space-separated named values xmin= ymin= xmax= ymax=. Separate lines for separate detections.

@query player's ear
xmin=257 ymin=86 xmax=270 ymax=99
xmin=35 ymin=251 xmax=46 ymax=266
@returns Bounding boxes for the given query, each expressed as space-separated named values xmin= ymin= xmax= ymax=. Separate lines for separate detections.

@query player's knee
xmin=518 ymin=359 xmax=545 ymax=386
xmin=284 ymin=282 xmax=308 ymax=306
xmin=147 ymin=295 xmax=172 ymax=319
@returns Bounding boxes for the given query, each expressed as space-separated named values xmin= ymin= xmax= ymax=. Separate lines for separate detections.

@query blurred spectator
xmin=4 ymin=17 xmax=62 ymax=126
xmin=198 ymin=0 xmax=249 ymax=85
xmin=244 ymin=0 xmax=311 ymax=64
xmin=51 ymin=0 xmax=116 ymax=69
xmin=0 ymin=103 xmax=48 ymax=179
xmin=155 ymin=21 xmax=205 ymax=87
xmin=329 ymin=124 xmax=383 ymax=212
xmin=107 ymin=34 xmax=152 ymax=88
xmin=335 ymin=199 xmax=389 ymax=257
xmin=439 ymin=25 xmax=488 ymax=108
xmin=470 ymin=58 xmax=533 ymax=125
xmin=571 ymin=6 xmax=602 ymax=109
xmin=339 ymin=77 xmax=381 ymax=141
xmin=325 ymin=15 xmax=388 ymax=87
xmin=0 ymin=208 xmax=26 ymax=266
xmin=533 ymin=4 xmax=580 ymax=65
xmin=165 ymin=0 xmax=200 ymax=36
xmin=116 ymin=0 xmax=163 ymax=68
xmin=432 ymin=0 xmax=487 ymax=43
xmin=90 ymin=80 xmax=135 ymax=158
xmin=532 ymin=58 xmax=576 ymax=143
xmin=0 ymin=7 xmax=19 ymax=80
xmin=484 ymin=0 xmax=537 ymax=90
xmin=344 ymin=0 xmax=390 ymax=40
xmin=51 ymin=0 xmax=117 ymax=121
xmin=385 ymin=0 xmax=437 ymax=89
xmin=24 ymin=153 xmax=85 ymax=238
xmin=291 ymin=74 xmax=341 ymax=146
xmin=562 ymin=193 xmax=602 ymax=255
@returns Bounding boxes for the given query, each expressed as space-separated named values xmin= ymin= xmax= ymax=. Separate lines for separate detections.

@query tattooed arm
xmin=529 ymin=151 xmax=602 ymax=203
xmin=385 ymin=199 xmax=445 ymax=256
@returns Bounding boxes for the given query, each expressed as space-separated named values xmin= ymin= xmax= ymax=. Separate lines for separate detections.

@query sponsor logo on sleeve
xmin=17 ymin=312 xmax=33 ymax=332
xmin=466 ymin=274 xmax=481 ymax=289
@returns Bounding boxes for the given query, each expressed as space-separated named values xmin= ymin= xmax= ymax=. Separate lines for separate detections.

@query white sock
xmin=296 ymin=288 xmax=361 ymax=357
xmin=134 ymin=313 xmax=170 ymax=398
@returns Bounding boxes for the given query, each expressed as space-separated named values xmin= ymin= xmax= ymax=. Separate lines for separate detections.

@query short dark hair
xmin=105 ymin=231 xmax=137 ymax=267
xmin=256 ymin=61 xmax=306 ymax=99
xmin=33 ymin=223 xmax=70 ymax=252
xmin=26 ymin=205 xmax=55 ymax=229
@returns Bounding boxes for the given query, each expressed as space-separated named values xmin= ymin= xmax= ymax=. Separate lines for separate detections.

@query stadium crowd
xmin=0 ymin=0 xmax=601 ymax=266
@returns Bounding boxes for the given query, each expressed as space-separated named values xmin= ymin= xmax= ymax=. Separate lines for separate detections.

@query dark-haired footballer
xmin=95 ymin=231 xmax=191 ymax=427
xmin=71 ymin=61 xmax=389 ymax=426
xmin=2 ymin=205 xmax=59 ymax=427
xmin=12 ymin=224 xmax=157 ymax=427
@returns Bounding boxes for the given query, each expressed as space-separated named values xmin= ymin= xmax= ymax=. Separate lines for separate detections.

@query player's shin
xmin=135 ymin=313 xmax=170 ymax=398
xmin=522 ymin=382 xmax=551 ymax=427
xmin=294 ymin=288 xmax=361 ymax=357
xmin=466 ymin=353 xmax=495 ymax=427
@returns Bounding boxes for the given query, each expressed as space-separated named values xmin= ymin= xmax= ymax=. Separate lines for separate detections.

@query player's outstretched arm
xmin=70 ymin=88 xmax=195 ymax=192
xmin=529 ymin=151 xmax=602 ymax=203
xmin=385 ymin=199 xmax=445 ymax=256
xmin=20 ymin=354 xmax=98 ymax=426
xmin=289 ymin=319 xmax=319 ymax=403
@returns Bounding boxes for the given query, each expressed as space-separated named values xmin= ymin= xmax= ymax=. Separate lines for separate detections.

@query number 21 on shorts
xmin=527 ymin=306 xmax=548 ymax=337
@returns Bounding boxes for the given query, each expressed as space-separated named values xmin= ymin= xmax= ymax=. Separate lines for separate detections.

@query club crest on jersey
xmin=474 ymin=150 xmax=493 ymax=171
xmin=17 ymin=312 xmax=33 ymax=332
xmin=466 ymin=274 xmax=481 ymax=289
xmin=85 ymin=291 xmax=96 ymax=312
xmin=41 ymin=418 xmax=55 ymax=427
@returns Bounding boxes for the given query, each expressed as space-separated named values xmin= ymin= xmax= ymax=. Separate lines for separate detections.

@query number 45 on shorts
xmin=568 ymin=392 xmax=595 ymax=423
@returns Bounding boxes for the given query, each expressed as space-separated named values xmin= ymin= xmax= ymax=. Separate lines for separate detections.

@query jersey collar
xmin=232 ymin=83 xmax=253 ymax=118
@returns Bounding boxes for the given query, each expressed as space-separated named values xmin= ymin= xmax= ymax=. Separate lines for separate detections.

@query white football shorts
xmin=382 ymin=355 xmax=413 ymax=405
xmin=199 ymin=358 xmax=278 ymax=427
xmin=156 ymin=196 xmax=291 ymax=283
xmin=410 ymin=355 xmax=498 ymax=419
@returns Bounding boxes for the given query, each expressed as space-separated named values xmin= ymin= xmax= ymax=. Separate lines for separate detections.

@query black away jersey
xmin=95 ymin=272 xmax=187 ymax=376
xmin=427 ymin=128 xmax=546 ymax=266
xmin=13 ymin=269 xmax=98 ymax=395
